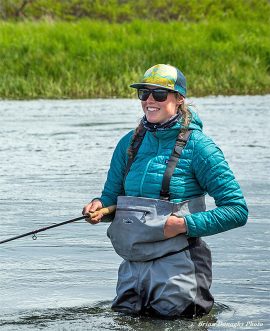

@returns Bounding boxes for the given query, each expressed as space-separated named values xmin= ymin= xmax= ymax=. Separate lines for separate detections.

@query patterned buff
xmin=142 ymin=113 xmax=181 ymax=132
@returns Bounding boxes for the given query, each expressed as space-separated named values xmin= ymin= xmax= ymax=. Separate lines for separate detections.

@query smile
xmin=147 ymin=107 xmax=160 ymax=112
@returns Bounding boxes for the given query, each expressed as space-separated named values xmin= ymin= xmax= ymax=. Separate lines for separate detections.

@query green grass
xmin=1 ymin=0 xmax=270 ymax=23
xmin=0 ymin=19 xmax=269 ymax=99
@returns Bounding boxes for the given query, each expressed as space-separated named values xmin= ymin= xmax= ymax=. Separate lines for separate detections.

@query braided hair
xmin=127 ymin=121 xmax=145 ymax=158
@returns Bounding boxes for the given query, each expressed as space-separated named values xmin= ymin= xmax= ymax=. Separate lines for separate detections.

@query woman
xmin=82 ymin=64 xmax=248 ymax=318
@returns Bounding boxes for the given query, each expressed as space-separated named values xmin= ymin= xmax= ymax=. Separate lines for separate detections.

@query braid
xmin=127 ymin=121 xmax=144 ymax=158
xmin=178 ymin=99 xmax=192 ymax=139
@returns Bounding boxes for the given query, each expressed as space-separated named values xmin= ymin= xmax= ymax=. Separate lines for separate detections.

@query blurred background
xmin=0 ymin=0 xmax=269 ymax=99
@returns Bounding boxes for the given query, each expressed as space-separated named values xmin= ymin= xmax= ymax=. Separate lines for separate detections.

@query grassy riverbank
xmin=0 ymin=19 xmax=269 ymax=99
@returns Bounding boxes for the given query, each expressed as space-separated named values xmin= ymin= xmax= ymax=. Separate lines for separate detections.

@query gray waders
xmin=107 ymin=129 xmax=214 ymax=318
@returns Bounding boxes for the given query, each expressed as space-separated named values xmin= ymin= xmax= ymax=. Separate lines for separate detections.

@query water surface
xmin=0 ymin=96 xmax=269 ymax=330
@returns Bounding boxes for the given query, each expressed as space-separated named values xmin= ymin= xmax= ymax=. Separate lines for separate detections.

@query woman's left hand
xmin=164 ymin=215 xmax=187 ymax=238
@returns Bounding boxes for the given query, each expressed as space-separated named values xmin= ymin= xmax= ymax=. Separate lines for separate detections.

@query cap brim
xmin=130 ymin=83 xmax=175 ymax=92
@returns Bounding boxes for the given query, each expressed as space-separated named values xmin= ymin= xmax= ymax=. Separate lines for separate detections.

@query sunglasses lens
xmin=152 ymin=89 xmax=169 ymax=102
xmin=138 ymin=89 xmax=150 ymax=101
xmin=137 ymin=88 xmax=170 ymax=102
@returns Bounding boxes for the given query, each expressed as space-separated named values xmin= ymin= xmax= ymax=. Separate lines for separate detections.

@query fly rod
xmin=0 ymin=205 xmax=116 ymax=245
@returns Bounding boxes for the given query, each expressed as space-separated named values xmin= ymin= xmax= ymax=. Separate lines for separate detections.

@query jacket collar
xmin=142 ymin=113 xmax=181 ymax=132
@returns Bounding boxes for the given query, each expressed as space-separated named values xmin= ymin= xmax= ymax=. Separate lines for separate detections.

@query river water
xmin=0 ymin=96 xmax=269 ymax=331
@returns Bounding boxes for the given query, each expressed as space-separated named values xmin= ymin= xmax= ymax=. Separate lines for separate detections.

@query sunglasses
xmin=137 ymin=88 xmax=173 ymax=102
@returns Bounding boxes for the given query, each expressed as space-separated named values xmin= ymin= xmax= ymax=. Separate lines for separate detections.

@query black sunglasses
xmin=137 ymin=88 xmax=173 ymax=102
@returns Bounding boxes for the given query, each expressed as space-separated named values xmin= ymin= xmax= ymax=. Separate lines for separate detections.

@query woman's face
xmin=141 ymin=87 xmax=183 ymax=124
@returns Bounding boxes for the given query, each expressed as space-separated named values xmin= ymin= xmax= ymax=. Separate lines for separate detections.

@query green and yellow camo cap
xmin=130 ymin=64 xmax=186 ymax=97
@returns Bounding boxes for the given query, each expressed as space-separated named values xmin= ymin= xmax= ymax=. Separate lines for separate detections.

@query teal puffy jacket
xmin=99 ymin=109 xmax=248 ymax=237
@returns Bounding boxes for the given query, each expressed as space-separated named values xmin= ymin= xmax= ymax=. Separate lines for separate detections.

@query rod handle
xmin=86 ymin=205 xmax=116 ymax=219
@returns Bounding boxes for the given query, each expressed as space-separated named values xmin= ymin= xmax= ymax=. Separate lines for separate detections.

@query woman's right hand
xmin=82 ymin=199 xmax=103 ymax=224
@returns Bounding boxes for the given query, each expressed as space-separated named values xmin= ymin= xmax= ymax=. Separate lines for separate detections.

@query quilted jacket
xmin=99 ymin=109 xmax=248 ymax=237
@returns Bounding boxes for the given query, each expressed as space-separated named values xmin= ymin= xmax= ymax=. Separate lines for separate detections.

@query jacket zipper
xmin=139 ymin=133 xmax=160 ymax=196
xmin=139 ymin=158 xmax=152 ymax=196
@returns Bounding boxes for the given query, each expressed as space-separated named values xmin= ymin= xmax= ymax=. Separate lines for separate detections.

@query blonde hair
xmin=178 ymin=98 xmax=192 ymax=139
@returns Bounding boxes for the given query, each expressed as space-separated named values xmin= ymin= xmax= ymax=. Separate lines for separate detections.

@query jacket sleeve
xmin=98 ymin=131 xmax=133 ymax=207
xmin=185 ymin=133 xmax=248 ymax=237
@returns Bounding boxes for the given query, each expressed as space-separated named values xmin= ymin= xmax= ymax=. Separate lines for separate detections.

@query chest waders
xmin=107 ymin=128 xmax=214 ymax=318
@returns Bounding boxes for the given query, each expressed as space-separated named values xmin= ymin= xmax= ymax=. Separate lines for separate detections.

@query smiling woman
xmin=82 ymin=64 xmax=248 ymax=318
xmin=137 ymin=87 xmax=182 ymax=124
xmin=129 ymin=64 xmax=190 ymax=131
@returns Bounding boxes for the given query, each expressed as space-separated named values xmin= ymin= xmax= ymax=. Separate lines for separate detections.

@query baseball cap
xmin=130 ymin=64 xmax=187 ymax=97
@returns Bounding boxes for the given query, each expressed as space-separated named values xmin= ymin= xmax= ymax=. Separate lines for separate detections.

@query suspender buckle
xmin=174 ymin=139 xmax=187 ymax=156
xmin=176 ymin=139 xmax=187 ymax=147
xmin=160 ymin=190 xmax=171 ymax=200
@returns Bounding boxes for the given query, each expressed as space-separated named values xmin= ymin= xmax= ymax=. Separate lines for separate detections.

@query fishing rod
xmin=0 ymin=205 xmax=116 ymax=245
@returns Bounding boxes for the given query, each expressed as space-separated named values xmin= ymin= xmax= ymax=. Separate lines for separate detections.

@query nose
xmin=146 ymin=91 xmax=155 ymax=102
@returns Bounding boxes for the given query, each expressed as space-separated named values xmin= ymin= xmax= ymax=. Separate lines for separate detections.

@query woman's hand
xmin=164 ymin=215 xmax=187 ymax=238
xmin=82 ymin=199 xmax=103 ymax=224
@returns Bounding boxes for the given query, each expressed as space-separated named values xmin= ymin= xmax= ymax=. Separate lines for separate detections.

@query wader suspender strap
xmin=160 ymin=130 xmax=191 ymax=200
xmin=124 ymin=126 xmax=147 ymax=183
